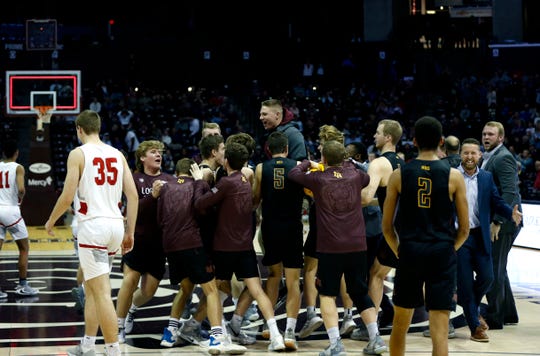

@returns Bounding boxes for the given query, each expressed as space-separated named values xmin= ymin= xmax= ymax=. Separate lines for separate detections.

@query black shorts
xmin=393 ymin=241 xmax=457 ymax=311
xmin=213 ymin=250 xmax=260 ymax=281
xmin=366 ymin=233 xmax=383 ymax=273
xmin=261 ymin=221 xmax=304 ymax=269
xmin=316 ymin=251 xmax=369 ymax=298
xmin=166 ymin=247 xmax=215 ymax=285
xmin=376 ymin=237 xmax=399 ymax=268
xmin=121 ymin=241 xmax=166 ymax=280
xmin=198 ymin=213 xmax=217 ymax=258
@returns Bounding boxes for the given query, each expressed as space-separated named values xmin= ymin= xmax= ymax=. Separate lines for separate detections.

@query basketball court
xmin=1 ymin=226 xmax=539 ymax=355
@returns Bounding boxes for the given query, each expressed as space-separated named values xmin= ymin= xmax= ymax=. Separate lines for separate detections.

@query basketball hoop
xmin=34 ymin=105 xmax=53 ymax=131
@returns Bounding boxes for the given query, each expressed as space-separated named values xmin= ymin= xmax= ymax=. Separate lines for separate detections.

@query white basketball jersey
xmin=77 ymin=143 xmax=124 ymax=221
xmin=0 ymin=161 xmax=20 ymax=206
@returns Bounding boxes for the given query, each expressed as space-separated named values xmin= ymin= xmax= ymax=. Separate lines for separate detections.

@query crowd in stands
xmin=4 ymin=67 xmax=540 ymax=200
xmin=254 ymin=69 xmax=540 ymax=200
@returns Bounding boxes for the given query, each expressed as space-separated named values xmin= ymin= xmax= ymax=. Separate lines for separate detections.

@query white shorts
xmin=72 ymin=218 xmax=79 ymax=254
xmin=0 ymin=205 xmax=28 ymax=240
xmin=77 ymin=217 xmax=124 ymax=281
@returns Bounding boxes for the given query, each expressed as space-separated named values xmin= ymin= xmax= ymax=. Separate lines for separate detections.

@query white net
xmin=35 ymin=106 xmax=53 ymax=131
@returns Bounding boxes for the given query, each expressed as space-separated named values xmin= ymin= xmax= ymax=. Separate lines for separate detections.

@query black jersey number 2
xmin=417 ymin=177 xmax=431 ymax=208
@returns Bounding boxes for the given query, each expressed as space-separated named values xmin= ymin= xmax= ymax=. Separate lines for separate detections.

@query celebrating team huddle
xmin=41 ymin=99 xmax=523 ymax=356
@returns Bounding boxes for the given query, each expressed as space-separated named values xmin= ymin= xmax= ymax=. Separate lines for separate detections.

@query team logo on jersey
xmin=29 ymin=162 xmax=51 ymax=174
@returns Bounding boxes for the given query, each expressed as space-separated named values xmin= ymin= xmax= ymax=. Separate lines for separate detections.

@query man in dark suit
xmin=480 ymin=121 xmax=523 ymax=329
xmin=457 ymin=138 xmax=522 ymax=342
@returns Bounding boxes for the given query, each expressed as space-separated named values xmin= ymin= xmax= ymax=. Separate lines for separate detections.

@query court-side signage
xmin=514 ymin=202 xmax=540 ymax=250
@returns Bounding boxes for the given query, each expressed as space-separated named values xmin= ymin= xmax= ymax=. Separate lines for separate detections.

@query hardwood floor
xmin=1 ymin=227 xmax=539 ymax=355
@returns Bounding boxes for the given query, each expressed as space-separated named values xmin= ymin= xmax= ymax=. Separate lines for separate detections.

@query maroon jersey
xmin=132 ymin=171 xmax=175 ymax=243
xmin=288 ymin=160 xmax=369 ymax=253
xmin=157 ymin=176 xmax=204 ymax=253
xmin=194 ymin=171 xmax=253 ymax=252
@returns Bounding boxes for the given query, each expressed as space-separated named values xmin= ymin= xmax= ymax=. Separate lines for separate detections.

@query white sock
xmin=267 ymin=318 xmax=280 ymax=339
xmin=104 ymin=342 xmax=120 ymax=356
xmin=231 ymin=314 xmax=243 ymax=332
xmin=366 ymin=322 xmax=379 ymax=340
xmin=328 ymin=327 xmax=340 ymax=346
xmin=286 ymin=317 xmax=297 ymax=331
xmin=82 ymin=335 xmax=96 ymax=346
xmin=81 ymin=335 xmax=96 ymax=352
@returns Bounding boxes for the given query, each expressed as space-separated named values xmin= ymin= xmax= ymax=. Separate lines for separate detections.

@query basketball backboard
xmin=26 ymin=19 xmax=57 ymax=50
xmin=5 ymin=70 xmax=81 ymax=116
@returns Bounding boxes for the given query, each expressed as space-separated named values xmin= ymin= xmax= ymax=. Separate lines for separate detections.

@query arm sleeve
xmin=288 ymin=160 xmax=311 ymax=185
xmin=492 ymin=153 xmax=520 ymax=222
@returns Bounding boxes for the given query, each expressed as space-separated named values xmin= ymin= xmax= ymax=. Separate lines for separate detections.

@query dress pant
xmin=457 ymin=228 xmax=494 ymax=333
xmin=485 ymin=223 xmax=520 ymax=329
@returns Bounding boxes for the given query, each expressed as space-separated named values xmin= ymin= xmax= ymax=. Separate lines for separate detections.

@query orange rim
xmin=34 ymin=105 xmax=53 ymax=116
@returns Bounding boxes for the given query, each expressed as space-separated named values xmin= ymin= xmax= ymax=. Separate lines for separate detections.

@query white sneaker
xmin=0 ymin=289 xmax=7 ymax=299
xmin=66 ymin=344 xmax=96 ymax=356
xmin=124 ymin=310 xmax=135 ymax=334
xmin=284 ymin=327 xmax=298 ymax=351
xmin=340 ymin=314 xmax=356 ymax=336
xmin=363 ymin=334 xmax=388 ymax=355
xmin=208 ymin=334 xmax=247 ymax=355
xmin=226 ymin=322 xmax=256 ymax=345
xmin=299 ymin=315 xmax=324 ymax=338
xmin=15 ymin=284 xmax=38 ymax=296
xmin=320 ymin=338 xmax=346 ymax=356
xmin=243 ymin=302 xmax=260 ymax=322
xmin=350 ymin=320 xmax=369 ymax=341
xmin=118 ymin=327 xmax=126 ymax=344
xmin=179 ymin=321 xmax=207 ymax=345
xmin=268 ymin=333 xmax=286 ymax=352
xmin=160 ymin=327 xmax=179 ymax=347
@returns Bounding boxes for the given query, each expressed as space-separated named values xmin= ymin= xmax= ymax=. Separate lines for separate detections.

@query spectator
xmin=124 ymin=123 xmax=140 ymax=169
xmin=88 ymin=97 xmax=102 ymax=114
xmin=117 ymin=108 xmax=134 ymax=128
